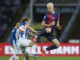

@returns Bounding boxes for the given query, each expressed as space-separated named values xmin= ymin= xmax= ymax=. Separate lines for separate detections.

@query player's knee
xmin=33 ymin=43 xmax=38 ymax=46
xmin=56 ymin=43 xmax=60 ymax=48
xmin=38 ymin=34 xmax=41 ymax=37
xmin=52 ymin=39 xmax=60 ymax=48
xmin=16 ymin=54 xmax=19 ymax=56
xmin=24 ymin=53 xmax=28 ymax=56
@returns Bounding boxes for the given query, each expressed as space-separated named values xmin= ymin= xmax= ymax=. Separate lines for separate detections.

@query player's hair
xmin=15 ymin=22 xmax=20 ymax=27
xmin=16 ymin=22 xmax=20 ymax=25
xmin=47 ymin=2 xmax=53 ymax=7
xmin=21 ymin=17 xmax=29 ymax=23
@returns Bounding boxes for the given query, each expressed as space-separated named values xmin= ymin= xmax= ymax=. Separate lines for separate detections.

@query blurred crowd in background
xmin=0 ymin=0 xmax=27 ymax=36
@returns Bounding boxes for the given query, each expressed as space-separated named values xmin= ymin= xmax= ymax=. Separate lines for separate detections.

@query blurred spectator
xmin=0 ymin=0 xmax=23 ymax=37
xmin=0 ymin=0 xmax=13 ymax=36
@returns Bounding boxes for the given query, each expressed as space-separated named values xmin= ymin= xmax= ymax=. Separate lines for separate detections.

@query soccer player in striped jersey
xmin=17 ymin=17 xmax=39 ymax=60
xmin=9 ymin=22 xmax=20 ymax=60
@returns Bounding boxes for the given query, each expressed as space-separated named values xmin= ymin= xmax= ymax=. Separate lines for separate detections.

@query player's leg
xmin=9 ymin=45 xmax=15 ymax=60
xmin=52 ymin=39 xmax=60 ymax=48
xmin=24 ymin=55 xmax=29 ymax=60
xmin=37 ymin=29 xmax=46 ymax=42
xmin=9 ymin=55 xmax=15 ymax=60
xmin=29 ymin=41 xmax=38 ymax=47
xmin=46 ymin=38 xmax=60 ymax=51
xmin=45 ymin=33 xmax=60 ymax=50
xmin=9 ymin=52 xmax=19 ymax=60
xmin=24 ymin=51 xmax=29 ymax=60
xmin=9 ymin=45 xmax=19 ymax=60
xmin=21 ymin=47 xmax=29 ymax=60
xmin=41 ymin=34 xmax=60 ymax=56
xmin=14 ymin=50 xmax=19 ymax=60
xmin=18 ymin=38 xmax=37 ymax=59
xmin=29 ymin=41 xmax=38 ymax=57
xmin=14 ymin=44 xmax=20 ymax=60
xmin=15 ymin=54 xmax=19 ymax=60
xmin=17 ymin=38 xmax=26 ymax=60
xmin=21 ymin=44 xmax=37 ymax=60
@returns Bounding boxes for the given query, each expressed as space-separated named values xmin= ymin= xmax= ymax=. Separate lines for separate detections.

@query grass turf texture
xmin=0 ymin=56 xmax=80 ymax=60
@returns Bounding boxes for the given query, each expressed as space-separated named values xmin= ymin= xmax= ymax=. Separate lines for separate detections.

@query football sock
xmin=46 ymin=45 xmax=57 ymax=51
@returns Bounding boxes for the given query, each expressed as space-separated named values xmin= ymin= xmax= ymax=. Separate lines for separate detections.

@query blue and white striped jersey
xmin=10 ymin=27 xmax=20 ymax=46
xmin=19 ymin=22 xmax=30 ymax=39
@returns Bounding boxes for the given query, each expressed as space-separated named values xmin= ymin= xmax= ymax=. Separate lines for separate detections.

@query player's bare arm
xmin=27 ymin=25 xmax=39 ymax=34
xmin=29 ymin=32 xmax=35 ymax=37
xmin=56 ymin=21 xmax=62 ymax=30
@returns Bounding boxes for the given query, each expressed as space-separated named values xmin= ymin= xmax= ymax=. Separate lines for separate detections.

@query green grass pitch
xmin=0 ymin=56 xmax=80 ymax=60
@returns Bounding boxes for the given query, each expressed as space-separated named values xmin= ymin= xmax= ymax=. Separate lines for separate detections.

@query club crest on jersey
xmin=53 ymin=17 xmax=55 ymax=19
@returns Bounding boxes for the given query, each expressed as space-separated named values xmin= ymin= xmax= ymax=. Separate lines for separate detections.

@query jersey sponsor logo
xmin=53 ymin=17 xmax=55 ymax=19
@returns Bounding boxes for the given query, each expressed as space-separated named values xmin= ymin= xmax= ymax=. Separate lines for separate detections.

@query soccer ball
xmin=45 ymin=27 xmax=51 ymax=33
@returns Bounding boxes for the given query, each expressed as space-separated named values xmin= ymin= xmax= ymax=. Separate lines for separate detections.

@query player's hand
xmin=51 ymin=22 xmax=55 ymax=25
xmin=49 ymin=22 xmax=55 ymax=26
xmin=35 ymin=31 xmax=40 ymax=34
xmin=56 ymin=25 xmax=62 ymax=30
xmin=12 ymin=46 xmax=14 ymax=48
xmin=33 ymin=36 xmax=38 ymax=42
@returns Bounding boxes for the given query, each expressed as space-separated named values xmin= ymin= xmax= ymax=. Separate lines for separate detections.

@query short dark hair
xmin=21 ymin=17 xmax=29 ymax=23
xmin=16 ymin=22 xmax=20 ymax=24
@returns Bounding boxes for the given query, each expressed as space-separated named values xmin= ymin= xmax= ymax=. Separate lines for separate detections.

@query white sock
xmin=43 ymin=46 xmax=47 ymax=51
xmin=23 ymin=58 xmax=25 ymax=60
xmin=9 ymin=55 xmax=15 ymax=60
xmin=32 ymin=45 xmax=37 ymax=49
xmin=44 ymin=48 xmax=47 ymax=51
xmin=15 ymin=56 xmax=19 ymax=60
xmin=31 ymin=45 xmax=37 ymax=55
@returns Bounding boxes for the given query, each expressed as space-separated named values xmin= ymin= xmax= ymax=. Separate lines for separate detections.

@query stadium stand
xmin=35 ymin=0 xmax=78 ymax=4
xmin=0 ymin=0 xmax=30 ymax=42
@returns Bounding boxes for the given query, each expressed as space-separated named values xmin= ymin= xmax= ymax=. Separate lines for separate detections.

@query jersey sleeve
xmin=43 ymin=14 xmax=48 ymax=22
xmin=19 ymin=26 xmax=26 ymax=32
xmin=57 ymin=13 xmax=60 ymax=21
xmin=10 ymin=28 xmax=16 ymax=46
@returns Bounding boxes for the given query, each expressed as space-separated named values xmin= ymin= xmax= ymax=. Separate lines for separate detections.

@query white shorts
xmin=17 ymin=38 xmax=32 ymax=55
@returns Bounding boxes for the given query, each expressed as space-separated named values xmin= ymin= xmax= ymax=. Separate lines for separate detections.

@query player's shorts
xmin=38 ymin=29 xmax=56 ymax=42
xmin=17 ymin=38 xmax=32 ymax=55
xmin=13 ymin=41 xmax=20 ymax=55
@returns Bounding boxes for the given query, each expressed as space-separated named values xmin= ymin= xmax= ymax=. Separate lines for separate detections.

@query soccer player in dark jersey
xmin=37 ymin=3 xmax=62 ymax=56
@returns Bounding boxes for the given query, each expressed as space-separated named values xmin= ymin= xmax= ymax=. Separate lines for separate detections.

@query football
xmin=45 ymin=27 xmax=51 ymax=33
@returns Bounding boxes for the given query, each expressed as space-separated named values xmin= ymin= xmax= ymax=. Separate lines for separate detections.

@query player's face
xmin=26 ymin=19 xmax=30 ymax=25
xmin=28 ymin=19 xmax=30 ymax=25
xmin=47 ymin=5 xmax=54 ymax=13
xmin=16 ymin=23 xmax=20 ymax=28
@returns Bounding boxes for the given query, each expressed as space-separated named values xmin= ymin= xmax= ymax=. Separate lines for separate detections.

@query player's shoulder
xmin=21 ymin=22 xmax=29 ymax=26
xmin=54 ymin=12 xmax=60 ymax=15
xmin=12 ymin=27 xmax=17 ymax=32
xmin=12 ymin=27 xmax=16 ymax=30
xmin=21 ymin=22 xmax=26 ymax=26
xmin=43 ymin=13 xmax=48 ymax=19
xmin=44 ymin=13 xmax=48 ymax=16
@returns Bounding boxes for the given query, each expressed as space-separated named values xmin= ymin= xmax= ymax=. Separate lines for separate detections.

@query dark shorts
xmin=38 ymin=29 xmax=56 ymax=42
